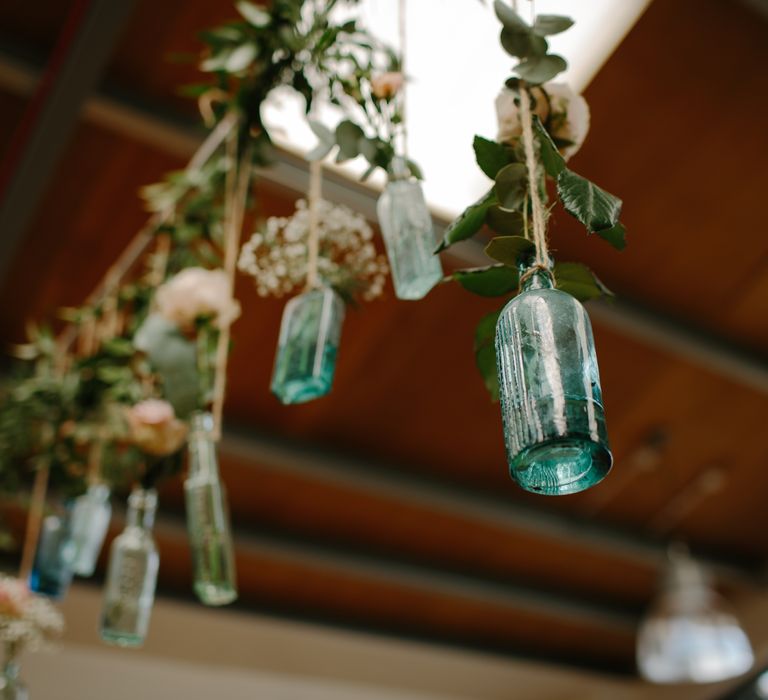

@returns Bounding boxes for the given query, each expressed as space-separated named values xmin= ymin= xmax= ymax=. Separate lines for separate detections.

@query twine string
xmin=398 ymin=0 xmax=409 ymax=159
xmin=305 ymin=160 xmax=323 ymax=290
xmin=18 ymin=460 xmax=50 ymax=581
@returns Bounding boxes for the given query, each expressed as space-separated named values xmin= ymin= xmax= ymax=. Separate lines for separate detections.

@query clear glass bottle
xmin=637 ymin=545 xmax=754 ymax=684
xmin=376 ymin=157 xmax=443 ymax=300
xmin=495 ymin=266 xmax=612 ymax=495
xmin=69 ymin=483 xmax=112 ymax=577
xmin=100 ymin=488 xmax=159 ymax=647
xmin=271 ymin=285 xmax=345 ymax=404
xmin=28 ymin=507 xmax=75 ymax=599
xmin=0 ymin=643 xmax=27 ymax=700
xmin=184 ymin=411 xmax=237 ymax=606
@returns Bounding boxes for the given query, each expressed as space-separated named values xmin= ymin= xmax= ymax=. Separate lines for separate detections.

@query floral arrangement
xmin=0 ymin=575 xmax=63 ymax=653
xmin=238 ymin=199 xmax=388 ymax=302
xmin=436 ymin=1 xmax=626 ymax=398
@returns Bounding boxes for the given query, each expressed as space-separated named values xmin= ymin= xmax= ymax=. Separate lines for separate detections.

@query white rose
xmin=155 ymin=267 xmax=241 ymax=330
xmin=125 ymin=399 xmax=188 ymax=456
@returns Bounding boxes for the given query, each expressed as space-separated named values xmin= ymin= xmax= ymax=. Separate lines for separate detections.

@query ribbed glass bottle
xmin=28 ymin=507 xmax=75 ymax=599
xmin=271 ymin=285 xmax=345 ymax=404
xmin=184 ymin=412 xmax=237 ymax=606
xmin=376 ymin=158 xmax=442 ymax=300
xmin=100 ymin=488 xmax=159 ymax=647
xmin=495 ymin=266 xmax=612 ymax=495
xmin=69 ymin=483 xmax=111 ymax=577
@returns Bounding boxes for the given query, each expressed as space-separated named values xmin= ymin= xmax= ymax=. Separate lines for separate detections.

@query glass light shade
xmin=184 ymin=412 xmax=237 ymax=606
xmin=28 ymin=508 xmax=75 ymax=599
xmin=495 ymin=267 xmax=612 ymax=494
xmin=271 ymin=285 xmax=345 ymax=404
xmin=100 ymin=488 xmax=159 ymax=648
xmin=70 ymin=483 xmax=112 ymax=577
xmin=376 ymin=159 xmax=443 ymax=300
xmin=637 ymin=549 xmax=754 ymax=684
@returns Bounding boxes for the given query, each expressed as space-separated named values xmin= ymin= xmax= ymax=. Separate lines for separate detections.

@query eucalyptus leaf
xmin=484 ymin=235 xmax=535 ymax=268
xmin=236 ymin=1 xmax=271 ymax=27
xmin=495 ymin=163 xmax=528 ymax=211
xmin=596 ymin=222 xmax=627 ymax=250
xmin=514 ymin=53 xmax=567 ymax=84
xmin=533 ymin=14 xmax=574 ymax=36
xmin=553 ymin=262 xmax=614 ymax=302
xmin=500 ymin=28 xmax=547 ymax=59
xmin=452 ymin=265 xmax=519 ymax=297
xmin=474 ymin=309 xmax=504 ymax=402
xmin=473 ymin=136 xmax=513 ymax=179
xmin=406 ymin=159 xmax=424 ymax=180
xmin=557 ymin=168 xmax=623 ymax=233
xmin=532 ymin=116 xmax=565 ymax=177
xmin=335 ymin=120 xmax=365 ymax=161
xmin=436 ymin=189 xmax=496 ymax=252
xmin=309 ymin=120 xmax=334 ymax=144
xmin=493 ymin=0 xmax=529 ymax=32
xmin=485 ymin=206 xmax=524 ymax=235
xmin=306 ymin=140 xmax=334 ymax=162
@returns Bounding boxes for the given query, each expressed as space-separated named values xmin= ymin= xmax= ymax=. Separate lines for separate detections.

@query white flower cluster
xmin=238 ymin=199 xmax=389 ymax=301
xmin=0 ymin=575 xmax=63 ymax=650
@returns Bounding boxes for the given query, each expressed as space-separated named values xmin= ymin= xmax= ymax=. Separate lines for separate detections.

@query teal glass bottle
xmin=184 ymin=411 xmax=237 ymax=606
xmin=271 ymin=285 xmax=345 ymax=404
xmin=70 ymin=483 xmax=112 ymax=577
xmin=376 ymin=157 xmax=443 ymax=300
xmin=495 ymin=266 xmax=612 ymax=495
xmin=100 ymin=488 xmax=159 ymax=647
xmin=28 ymin=507 xmax=75 ymax=599
xmin=0 ymin=643 xmax=27 ymax=700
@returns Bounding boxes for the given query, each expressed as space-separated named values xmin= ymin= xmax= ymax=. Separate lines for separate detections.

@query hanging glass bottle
xmin=0 ymin=643 xmax=27 ymax=700
xmin=495 ymin=265 xmax=612 ymax=495
xmin=184 ymin=411 xmax=237 ymax=606
xmin=28 ymin=505 xmax=75 ymax=599
xmin=271 ymin=285 xmax=345 ymax=404
xmin=100 ymin=487 xmax=159 ymax=647
xmin=376 ymin=157 xmax=443 ymax=300
xmin=69 ymin=483 xmax=111 ymax=577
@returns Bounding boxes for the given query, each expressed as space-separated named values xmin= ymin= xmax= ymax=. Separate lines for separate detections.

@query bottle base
xmin=509 ymin=437 xmax=612 ymax=495
xmin=272 ymin=376 xmax=333 ymax=404
xmin=100 ymin=630 xmax=146 ymax=648
xmin=194 ymin=582 xmax=238 ymax=606
xmin=392 ymin=272 xmax=442 ymax=301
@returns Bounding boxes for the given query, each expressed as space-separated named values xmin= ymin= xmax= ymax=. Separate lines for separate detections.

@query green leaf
xmin=306 ymin=141 xmax=334 ymax=162
xmin=134 ymin=315 xmax=198 ymax=419
xmin=224 ymin=43 xmax=258 ymax=73
xmin=532 ymin=116 xmax=565 ymax=177
xmin=473 ymin=136 xmax=513 ymax=179
xmin=236 ymin=1 xmax=271 ymax=27
xmin=484 ymin=236 xmax=535 ymax=267
xmin=335 ymin=120 xmax=365 ymax=161
xmin=514 ymin=54 xmax=567 ymax=84
xmin=495 ymin=163 xmax=528 ymax=211
xmin=474 ymin=310 xmax=504 ymax=401
xmin=493 ymin=0 xmax=529 ymax=32
xmin=436 ymin=189 xmax=496 ymax=252
xmin=406 ymin=159 xmax=424 ymax=180
xmin=452 ymin=265 xmax=519 ymax=297
xmin=485 ymin=206 xmax=524 ymax=236
xmin=553 ymin=262 xmax=614 ymax=302
xmin=557 ymin=168 xmax=623 ymax=233
xmin=309 ymin=120 xmax=334 ymax=144
xmin=533 ymin=14 xmax=574 ymax=36
xmin=499 ymin=28 xmax=547 ymax=59
xmin=596 ymin=221 xmax=627 ymax=250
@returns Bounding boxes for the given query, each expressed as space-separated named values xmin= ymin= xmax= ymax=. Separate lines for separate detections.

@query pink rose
xmin=155 ymin=267 xmax=241 ymax=330
xmin=125 ymin=399 xmax=188 ymax=456
xmin=371 ymin=72 xmax=404 ymax=100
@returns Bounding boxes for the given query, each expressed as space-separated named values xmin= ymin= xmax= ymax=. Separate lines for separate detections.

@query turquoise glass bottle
xmin=495 ymin=266 xmax=612 ymax=495
xmin=100 ymin=488 xmax=159 ymax=647
xmin=70 ymin=483 xmax=112 ymax=577
xmin=376 ymin=157 xmax=442 ymax=300
xmin=271 ymin=285 xmax=345 ymax=404
xmin=29 ymin=507 xmax=75 ymax=599
xmin=184 ymin=412 xmax=237 ymax=606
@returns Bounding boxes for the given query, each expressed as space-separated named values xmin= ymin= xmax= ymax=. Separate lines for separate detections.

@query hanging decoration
xmin=637 ymin=544 xmax=754 ymax=684
xmin=306 ymin=0 xmax=442 ymax=300
xmin=435 ymin=0 xmax=627 ymax=495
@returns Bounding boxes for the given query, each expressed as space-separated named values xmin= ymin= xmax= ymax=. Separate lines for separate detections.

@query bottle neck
xmin=187 ymin=411 xmax=220 ymax=479
xmin=518 ymin=264 xmax=554 ymax=292
xmin=387 ymin=156 xmax=411 ymax=182
xmin=126 ymin=488 xmax=157 ymax=531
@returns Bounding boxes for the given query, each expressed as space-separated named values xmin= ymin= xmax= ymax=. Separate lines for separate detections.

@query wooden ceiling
xmin=0 ymin=0 xmax=767 ymax=681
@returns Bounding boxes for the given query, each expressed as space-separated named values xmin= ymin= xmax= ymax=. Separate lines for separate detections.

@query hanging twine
xmin=211 ymin=123 xmax=252 ymax=441
xmin=518 ymin=83 xmax=551 ymax=271
xmin=398 ymin=0 xmax=409 ymax=159
xmin=18 ymin=462 xmax=50 ymax=581
xmin=305 ymin=159 xmax=323 ymax=290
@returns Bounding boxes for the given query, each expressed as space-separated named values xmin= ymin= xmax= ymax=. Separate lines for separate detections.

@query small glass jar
xmin=100 ymin=488 xmax=159 ymax=647
xmin=495 ymin=265 xmax=612 ymax=494
xmin=184 ymin=412 xmax=237 ymax=606
xmin=271 ymin=285 xmax=345 ymax=404
xmin=28 ymin=505 xmax=75 ymax=599
xmin=376 ymin=157 xmax=443 ymax=300
xmin=69 ymin=483 xmax=112 ymax=577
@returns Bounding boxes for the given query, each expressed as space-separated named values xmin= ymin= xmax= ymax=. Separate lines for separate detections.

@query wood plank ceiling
xmin=0 ymin=0 xmax=767 ymax=678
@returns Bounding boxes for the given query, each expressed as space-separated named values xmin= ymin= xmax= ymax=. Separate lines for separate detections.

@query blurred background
xmin=0 ymin=0 xmax=768 ymax=698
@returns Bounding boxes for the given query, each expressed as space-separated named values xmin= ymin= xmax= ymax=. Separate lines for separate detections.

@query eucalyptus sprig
xmin=439 ymin=1 xmax=628 ymax=399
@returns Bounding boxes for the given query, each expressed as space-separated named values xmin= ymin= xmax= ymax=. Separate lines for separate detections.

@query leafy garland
xmin=438 ymin=1 xmax=627 ymax=399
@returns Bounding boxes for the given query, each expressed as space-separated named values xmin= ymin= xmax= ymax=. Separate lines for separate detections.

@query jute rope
xmin=305 ymin=159 xmax=323 ymax=290
xmin=398 ymin=0 xmax=409 ymax=159
xmin=18 ymin=455 xmax=50 ymax=581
